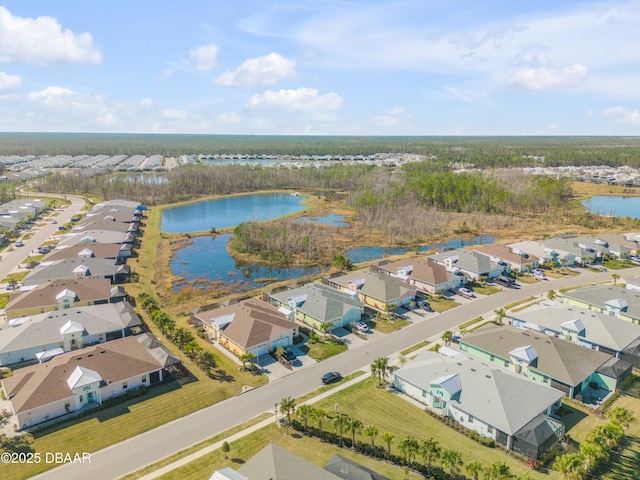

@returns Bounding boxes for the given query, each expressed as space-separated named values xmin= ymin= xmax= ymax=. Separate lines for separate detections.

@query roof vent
xmin=76 ymin=357 xmax=81 ymax=360
xmin=485 ymin=375 xmax=491 ymax=379
xmin=470 ymin=368 xmax=476 ymax=372
xmin=88 ymin=354 xmax=93 ymax=357
xmin=100 ymin=350 xmax=106 ymax=354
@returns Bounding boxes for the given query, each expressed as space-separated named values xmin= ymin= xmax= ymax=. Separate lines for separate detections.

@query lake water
xmin=582 ymin=196 xmax=640 ymax=219
xmin=346 ymin=235 xmax=496 ymax=263
xmin=171 ymin=234 xmax=322 ymax=292
xmin=161 ymin=193 xmax=306 ymax=233
xmin=294 ymin=213 xmax=348 ymax=226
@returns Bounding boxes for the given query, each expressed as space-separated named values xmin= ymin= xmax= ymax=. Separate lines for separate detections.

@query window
xmin=488 ymin=425 xmax=493 ymax=434
xmin=422 ymin=390 xmax=426 ymax=397
xmin=141 ymin=376 xmax=147 ymax=383
xmin=41 ymin=345 xmax=47 ymax=351
xmin=490 ymin=355 xmax=495 ymax=361
xmin=469 ymin=415 xmax=474 ymax=424
xmin=543 ymin=377 xmax=549 ymax=384
xmin=122 ymin=381 xmax=128 ymax=389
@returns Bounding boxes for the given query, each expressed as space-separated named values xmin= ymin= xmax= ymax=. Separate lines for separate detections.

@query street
xmin=31 ymin=265 xmax=640 ymax=480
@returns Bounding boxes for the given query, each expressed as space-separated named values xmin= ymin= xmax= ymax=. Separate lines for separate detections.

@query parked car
xmin=38 ymin=246 xmax=49 ymax=254
xmin=630 ymin=256 xmax=640 ymax=263
xmin=281 ymin=347 xmax=297 ymax=364
xmin=458 ymin=287 xmax=475 ymax=298
xmin=532 ymin=271 xmax=547 ymax=280
xmin=494 ymin=276 xmax=516 ymax=287
xmin=322 ymin=371 xmax=342 ymax=384
xmin=51 ymin=220 xmax=57 ymax=224
xmin=14 ymin=241 xmax=24 ymax=247
xmin=58 ymin=226 xmax=67 ymax=231
xmin=355 ymin=321 xmax=368 ymax=332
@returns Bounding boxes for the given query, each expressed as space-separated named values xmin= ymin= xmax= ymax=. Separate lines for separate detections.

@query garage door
xmin=250 ymin=343 xmax=268 ymax=357
xmin=271 ymin=337 xmax=291 ymax=350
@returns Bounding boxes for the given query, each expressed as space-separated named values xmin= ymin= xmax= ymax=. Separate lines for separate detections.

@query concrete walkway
xmin=136 ymin=371 xmax=373 ymax=480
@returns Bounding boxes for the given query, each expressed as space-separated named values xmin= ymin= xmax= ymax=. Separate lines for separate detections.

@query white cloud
xmin=0 ymin=72 xmax=20 ymax=92
xmin=140 ymin=98 xmax=155 ymax=108
xmin=216 ymin=53 xmax=296 ymax=87
xmin=188 ymin=44 xmax=219 ymax=71
xmin=0 ymin=6 xmax=100 ymax=65
xmin=161 ymin=109 xmax=188 ymax=121
xmin=443 ymin=86 xmax=487 ymax=103
xmin=27 ymin=86 xmax=75 ymax=106
xmin=511 ymin=45 xmax=549 ymax=67
xmin=246 ymin=87 xmax=342 ymax=113
xmin=373 ymin=106 xmax=409 ymax=126
xmin=507 ymin=64 xmax=588 ymax=90
xmin=602 ymin=106 xmax=640 ymax=125
xmin=157 ymin=68 xmax=175 ymax=82
xmin=217 ymin=112 xmax=240 ymax=124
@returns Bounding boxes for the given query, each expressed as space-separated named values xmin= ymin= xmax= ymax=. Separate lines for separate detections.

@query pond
xmin=294 ymin=213 xmax=348 ymax=226
xmin=346 ymin=235 xmax=496 ymax=263
xmin=161 ymin=192 xmax=307 ymax=233
xmin=171 ymin=234 xmax=323 ymax=292
xmin=582 ymin=196 xmax=640 ymax=219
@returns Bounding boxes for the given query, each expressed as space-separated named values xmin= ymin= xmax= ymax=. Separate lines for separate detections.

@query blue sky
xmin=0 ymin=0 xmax=638 ymax=135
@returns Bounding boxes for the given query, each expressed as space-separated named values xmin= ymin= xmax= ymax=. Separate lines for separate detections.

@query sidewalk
xmin=135 ymin=371 xmax=372 ymax=480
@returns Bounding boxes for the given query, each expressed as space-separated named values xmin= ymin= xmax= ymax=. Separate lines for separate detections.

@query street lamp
xmin=274 ymin=402 xmax=278 ymax=425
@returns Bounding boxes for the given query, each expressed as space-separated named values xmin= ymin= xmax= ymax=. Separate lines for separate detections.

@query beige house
xmin=1 ymin=334 xmax=178 ymax=430
xmin=5 ymin=278 xmax=126 ymax=319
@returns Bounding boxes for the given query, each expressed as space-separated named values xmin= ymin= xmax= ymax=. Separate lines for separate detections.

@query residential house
xmin=323 ymin=454 xmax=390 ymax=480
xmin=459 ymin=325 xmax=631 ymax=398
xmin=44 ymin=243 xmax=128 ymax=263
xmin=1 ymin=334 xmax=179 ymax=430
xmin=23 ymin=258 xmax=130 ymax=285
xmin=427 ymin=248 xmax=504 ymax=281
xmin=510 ymin=302 xmax=640 ymax=367
xmin=394 ymin=350 xmax=564 ymax=458
xmin=198 ymin=298 xmax=299 ymax=359
xmin=540 ymin=235 xmax=609 ymax=266
xmin=507 ymin=240 xmax=569 ymax=267
xmin=267 ymin=282 xmax=364 ymax=330
xmin=56 ymin=230 xmax=136 ymax=249
xmin=376 ymin=257 xmax=464 ymax=294
xmin=325 ymin=268 xmax=416 ymax=310
xmin=597 ymin=233 xmax=637 ymax=257
xmin=5 ymin=278 xmax=126 ymax=319
xmin=562 ymin=285 xmax=640 ymax=324
xmin=0 ymin=302 xmax=142 ymax=366
xmin=474 ymin=244 xmax=541 ymax=273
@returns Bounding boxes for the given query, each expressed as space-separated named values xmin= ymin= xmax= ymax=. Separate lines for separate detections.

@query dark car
xmin=281 ymin=347 xmax=297 ymax=363
xmin=322 ymin=371 xmax=342 ymax=384
xmin=58 ymin=226 xmax=67 ymax=231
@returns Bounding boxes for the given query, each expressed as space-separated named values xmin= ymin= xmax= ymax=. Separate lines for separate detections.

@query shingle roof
xmin=563 ymin=285 xmax=640 ymax=321
xmin=1 ymin=335 xmax=164 ymax=413
xmin=378 ymin=257 xmax=454 ymax=288
xmin=428 ymin=248 xmax=502 ymax=275
xmin=23 ymin=258 xmax=128 ymax=285
xmin=44 ymin=243 xmax=124 ymax=262
xmin=216 ymin=298 xmax=298 ymax=349
xmin=323 ymin=454 xmax=390 ymax=480
xmin=395 ymin=351 xmax=564 ymax=435
xmin=5 ymin=278 xmax=117 ymax=315
xmin=461 ymin=325 xmax=612 ymax=385
xmin=270 ymin=283 xmax=364 ymax=323
xmin=329 ymin=269 xmax=416 ymax=303
xmin=475 ymin=244 xmax=541 ymax=266
xmin=238 ymin=443 xmax=340 ymax=480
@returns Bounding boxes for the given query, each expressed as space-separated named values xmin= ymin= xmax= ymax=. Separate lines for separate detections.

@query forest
xmin=4 ymin=133 xmax=640 ymax=168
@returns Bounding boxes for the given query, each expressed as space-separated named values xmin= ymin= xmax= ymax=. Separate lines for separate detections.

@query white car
xmin=532 ymin=271 xmax=547 ymax=280
xmin=355 ymin=322 xmax=369 ymax=332
xmin=458 ymin=287 xmax=475 ymax=298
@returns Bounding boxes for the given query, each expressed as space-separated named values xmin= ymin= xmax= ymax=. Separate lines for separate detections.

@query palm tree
xmin=611 ymin=273 xmax=620 ymax=286
xmin=553 ymin=453 xmax=586 ymax=480
xmin=579 ymin=440 xmax=606 ymax=472
xmin=320 ymin=321 xmax=334 ymax=339
xmin=441 ymin=449 xmax=463 ymax=480
xmin=297 ymin=404 xmax=314 ymax=434
xmin=238 ymin=353 xmax=250 ymax=369
xmin=311 ymin=408 xmax=326 ymax=440
xmin=279 ymin=396 xmax=296 ymax=425
xmin=441 ymin=330 xmax=453 ymax=346
xmin=382 ymin=432 xmax=394 ymax=460
xmin=465 ymin=460 xmax=484 ymax=480
xmin=333 ymin=414 xmax=350 ymax=447
xmin=494 ymin=308 xmax=507 ymax=325
xmin=371 ymin=357 xmax=390 ymax=387
xmin=7 ymin=277 xmax=18 ymax=291
xmin=547 ymin=289 xmax=556 ymax=300
xmin=364 ymin=425 xmax=379 ymax=450
xmin=398 ymin=435 xmax=419 ymax=466
xmin=606 ymin=406 xmax=635 ymax=430
xmin=420 ymin=438 xmax=440 ymax=477
xmin=348 ymin=417 xmax=363 ymax=449
xmin=486 ymin=462 xmax=513 ymax=480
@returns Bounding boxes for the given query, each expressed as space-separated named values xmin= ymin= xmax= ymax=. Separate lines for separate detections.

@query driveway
xmin=258 ymin=344 xmax=318 ymax=381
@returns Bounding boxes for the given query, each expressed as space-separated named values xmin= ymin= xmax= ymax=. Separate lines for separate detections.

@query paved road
xmin=0 ymin=194 xmax=85 ymax=287
xmin=31 ymin=265 xmax=640 ymax=480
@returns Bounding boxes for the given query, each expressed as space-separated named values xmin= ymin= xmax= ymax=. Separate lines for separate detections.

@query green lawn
xmin=517 ymin=275 xmax=539 ymax=284
xmin=427 ymin=296 xmax=459 ymax=312
xmin=603 ymin=259 xmax=637 ymax=270
xmin=369 ymin=316 xmax=410 ymax=333
xmin=0 ymin=293 xmax=9 ymax=309
xmin=301 ymin=340 xmax=348 ymax=361
xmin=473 ymin=284 xmax=501 ymax=295
xmin=149 ymin=379 xmax=559 ymax=480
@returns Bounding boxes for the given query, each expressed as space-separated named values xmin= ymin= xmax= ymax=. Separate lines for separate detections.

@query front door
xmin=87 ymin=391 xmax=94 ymax=402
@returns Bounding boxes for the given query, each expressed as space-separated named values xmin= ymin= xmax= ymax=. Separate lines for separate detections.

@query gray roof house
xmin=237 ymin=443 xmax=341 ymax=480
xmin=427 ymin=248 xmax=504 ymax=281
xmin=510 ymin=302 xmax=640 ymax=364
xmin=627 ymin=276 xmax=640 ymax=292
xmin=268 ymin=282 xmax=364 ymax=330
xmin=325 ymin=268 xmax=416 ymax=309
xmin=394 ymin=350 xmax=564 ymax=457
xmin=507 ymin=240 xmax=569 ymax=266
xmin=323 ymin=454 xmax=390 ymax=480
xmin=0 ymin=302 xmax=142 ymax=366
xmin=23 ymin=258 xmax=130 ymax=285
xmin=56 ymin=230 xmax=135 ymax=248
xmin=376 ymin=257 xmax=464 ymax=294
xmin=562 ymin=285 xmax=640 ymax=324
xmin=460 ymin=325 xmax=632 ymax=399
